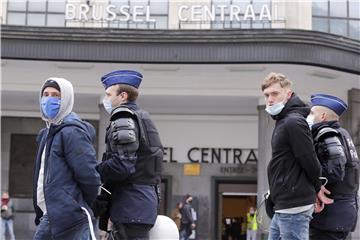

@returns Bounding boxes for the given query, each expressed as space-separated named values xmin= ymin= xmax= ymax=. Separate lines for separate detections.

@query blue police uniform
xmin=309 ymin=94 xmax=359 ymax=240
xmin=95 ymin=70 xmax=163 ymax=240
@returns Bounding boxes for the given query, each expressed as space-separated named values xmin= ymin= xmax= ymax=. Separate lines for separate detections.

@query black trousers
xmin=310 ymin=227 xmax=349 ymax=240
xmin=110 ymin=223 xmax=152 ymax=240
xmin=180 ymin=223 xmax=192 ymax=240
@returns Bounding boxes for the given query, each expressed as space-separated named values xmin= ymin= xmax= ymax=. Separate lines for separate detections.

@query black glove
xmin=91 ymin=192 xmax=111 ymax=218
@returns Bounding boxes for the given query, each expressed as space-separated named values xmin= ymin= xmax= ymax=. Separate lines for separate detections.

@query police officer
xmin=95 ymin=70 xmax=163 ymax=240
xmin=307 ymin=94 xmax=359 ymax=240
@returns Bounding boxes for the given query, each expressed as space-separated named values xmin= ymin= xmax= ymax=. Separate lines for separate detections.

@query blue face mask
xmin=41 ymin=96 xmax=61 ymax=119
xmin=102 ymin=98 xmax=113 ymax=114
xmin=265 ymin=101 xmax=285 ymax=116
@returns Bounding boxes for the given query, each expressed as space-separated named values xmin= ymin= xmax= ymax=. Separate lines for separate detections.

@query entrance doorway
xmin=221 ymin=194 xmax=257 ymax=240
xmin=213 ymin=178 xmax=257 ymax=240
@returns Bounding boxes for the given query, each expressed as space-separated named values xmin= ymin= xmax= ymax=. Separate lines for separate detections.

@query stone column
xmin=257 ymin=105 xmax=275 ymax=207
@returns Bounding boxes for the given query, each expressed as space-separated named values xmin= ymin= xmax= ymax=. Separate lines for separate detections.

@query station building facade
xmin=1 ymin=0 xmax=359 ymax=239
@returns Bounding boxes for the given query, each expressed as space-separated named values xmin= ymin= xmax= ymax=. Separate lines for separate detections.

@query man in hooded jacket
xmin=33 ymin=78 xmax=101 ymax=240
xmin=261 ymin=72 xmax=333 ymax=240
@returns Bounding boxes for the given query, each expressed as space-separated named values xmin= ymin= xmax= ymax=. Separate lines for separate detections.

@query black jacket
xmin=181 ymin=203 xmax=194 ymax=224
xmin=268 ymin=93 xmax=322 ymax=211
xmin=310 ymin=121 xmax=359 ymax=232
xmin=96 ymin=102 xmax=162 ymax=226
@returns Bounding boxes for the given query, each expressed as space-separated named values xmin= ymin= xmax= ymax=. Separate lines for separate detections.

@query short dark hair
xmin=116 ymin=84 xmax=139 ymax=101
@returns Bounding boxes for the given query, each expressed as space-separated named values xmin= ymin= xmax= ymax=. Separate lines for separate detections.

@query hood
xmin=49 ymin=112 xmax=96 ymax=144
xmin=272 ymin=93 xmax=310 ymax=120
xmin=40 ymin=77 xmax=74 ymax=124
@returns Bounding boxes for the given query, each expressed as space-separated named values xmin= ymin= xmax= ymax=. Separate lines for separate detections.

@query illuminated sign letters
xmin=65 ymin=3 xmax=277 ymax=24
xmin=163 ymin=147 xmax=258 ymax=164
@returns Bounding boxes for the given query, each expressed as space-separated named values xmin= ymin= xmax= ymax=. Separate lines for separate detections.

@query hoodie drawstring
xmin=81 ymin=207 xmax=97 ymax=240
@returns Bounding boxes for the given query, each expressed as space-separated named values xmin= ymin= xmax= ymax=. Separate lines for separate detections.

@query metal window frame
xmin=312 ymin=0 xmax=360 ymax=40
xmin=6 ymin=0 xmax=66 ymax=27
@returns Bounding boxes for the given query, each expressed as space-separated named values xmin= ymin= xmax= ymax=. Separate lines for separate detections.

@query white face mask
xmin=265 ymin=101 xmax=285 ymax=116
xmin=102 ymin=98 xmax=113 ymax=114
xmin=306 ymin=115 xmax=315 ymax=129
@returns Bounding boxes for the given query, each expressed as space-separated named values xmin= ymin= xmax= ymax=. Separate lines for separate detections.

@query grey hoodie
xmin=40 ymin=77 xmax=74 ymax=124
xmin=37 ymin=77 xmax=75 ymax=214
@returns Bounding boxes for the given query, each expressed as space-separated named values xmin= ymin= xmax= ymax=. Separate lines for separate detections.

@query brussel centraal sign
xmin=65 ymin=2 xmax=279 ymax=23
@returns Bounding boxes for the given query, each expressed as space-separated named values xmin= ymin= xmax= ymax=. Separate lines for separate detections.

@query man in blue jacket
xmin=33 ymin=78 xmax=101 ymax=240
xmin=95 ymin=70 xmax=163 ymax=240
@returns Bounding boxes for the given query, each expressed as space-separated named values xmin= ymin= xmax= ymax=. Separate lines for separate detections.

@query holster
xmin=109 ymin=223 xmax=128 ymax=240
xmin=99 ymin=210 xmax=110 ymax=232
xmin=264 ymin=191 xmax=274 ymax=218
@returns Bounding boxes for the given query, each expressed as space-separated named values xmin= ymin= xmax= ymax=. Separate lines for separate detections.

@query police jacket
xmin=33 ymin=113 xmax=101 ymax=239
xmin=267 ymin=93 xmax=322 ymax=211
xmin=311 ymin=121 xmax=359 ymax=232
xmin=96 ymin=102 xmax=163 ymax=226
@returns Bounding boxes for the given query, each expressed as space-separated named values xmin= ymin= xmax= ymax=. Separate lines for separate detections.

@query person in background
xmin=180 ymin=194 xmax=196 ymax=240
xmin=230 ymin=217 xmax=242 ymax=240
xmin=308 ymin=94 xmax=359 ymax=240
xmin=171 ymin=202 xmax=183 ymax=230
xmin=246 ymin=207 xmax=257 ymax=240
xmin=1 ymin=192 xmax=16 ymax=240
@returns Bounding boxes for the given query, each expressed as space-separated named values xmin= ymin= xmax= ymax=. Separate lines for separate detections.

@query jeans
xmin=268 ymin=209 xmax=313 ymax=240
xmin=247 ymin=229 xmax=257 ymax=240
xmin=1 ymin=218 xmax=16 ymax=240
xmin=33 ymin=214 xmax=90 ymax=240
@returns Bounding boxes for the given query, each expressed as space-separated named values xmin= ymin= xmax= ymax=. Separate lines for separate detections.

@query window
xmin=7 ymin=0 xmax=65 ymax=27
xmin=330 ymin=19 xmax=347 ymax=36
xmin=349 ymin=0 xmax=360 ymax=18
xmin=28 ymin=0 xmax=47 ymax=12
xmin=7 ymin=12 xmax=26 ymax=25
xmin=48 ymin=0 xmax=66 ymax=12
xmin=313 ymin=17 xmax=328 ymax=32
xmin=27 ymin=13 xmax=46 ymax=26
xmin=349 ymin=20 xmax=360 ymax=40
xmin=329 ymin=1 xmax=347 ymax=18
xmin=312 ymin=1 xmax=327 ymax=16
xmin=312 ymin=0 xmax=360 ymax=40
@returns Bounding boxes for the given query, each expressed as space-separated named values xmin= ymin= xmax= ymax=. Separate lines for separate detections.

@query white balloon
xmin=149 ymin=215 xmax=180 ymax=240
